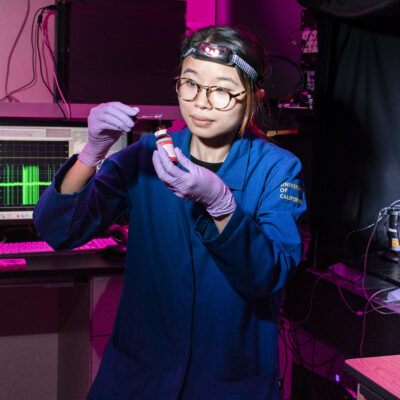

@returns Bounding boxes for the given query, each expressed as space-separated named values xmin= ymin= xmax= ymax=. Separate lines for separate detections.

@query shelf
xmin=0 ymin=102 xmax=182 ymax=123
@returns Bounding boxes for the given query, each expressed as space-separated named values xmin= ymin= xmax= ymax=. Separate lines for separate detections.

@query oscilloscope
xmin=0 ymin=123 xmax=127 ymax=223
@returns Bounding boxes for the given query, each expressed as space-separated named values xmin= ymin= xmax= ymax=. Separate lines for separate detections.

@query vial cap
xmin=154 ymin=128 xmax=168 ymax=138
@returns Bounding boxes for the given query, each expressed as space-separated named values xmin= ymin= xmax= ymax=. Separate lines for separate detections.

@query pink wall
xmin=2 ymin=0 xmax=303 ymax=105
xmin=0 ymin=0 xmax=216 ymax=104
xmin=0 ymin=0 xmax=56 ymax=103
xmin=186 ymin=0 xmax=216 ymax=32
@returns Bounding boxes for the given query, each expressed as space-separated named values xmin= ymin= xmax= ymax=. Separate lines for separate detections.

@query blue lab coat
xmin=34 ymin=127 xmax=306 ymax=400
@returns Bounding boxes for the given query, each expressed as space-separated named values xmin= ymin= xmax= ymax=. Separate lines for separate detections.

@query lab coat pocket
xmin=87 ymin=338 xmax=151 ymax=400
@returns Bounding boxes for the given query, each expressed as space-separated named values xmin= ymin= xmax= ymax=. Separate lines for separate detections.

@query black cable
xmin=301 ymin=29 xmax=314 ymax=53
xmin=40 ymin=11 xmax=72 ymax=108
xmin=344 ymin=206 xmax=388 ymax=258
xmin=291 ymin=324 xmax=306 ymax=369
xmin=36 ymin=9 xmax=67 ymax=119
xmin=282 ymin=321 xmax=355 ymax=395
xmin=341 ymin=371 xmax=358 ymax=394
xmin=41 ymin=26 xmax=56 ymax=63
xmin=311 ymin=336 xmax=315 ymax=373
xmin=3 ymin=0 xmax=31 ymax=102
xmin=283 ymin=324 xmax=305 ymax=366
xmin=0 ymin=5 xmax=68 ymax=120
xmin=325 ymin=350 xmax=339 ymax=380
xmin=279 ymin=324 xmax=352 ymax=400
xmin=267 ymin=53 xmax=305 ymax=93
xmin=0 ymin=6 xmax=45 ymax=102
xmin=261 ymin=53 xmax=306 ymax=134
xmin=285 ymin=324 xmax=342 ymax=369
xmin=36 ymin=11 xmax=53 ymax=96
xmin=279 ymin=319 xmax=314 ymax=346
xmin=279 ymin=326 xmax=301 ymax=364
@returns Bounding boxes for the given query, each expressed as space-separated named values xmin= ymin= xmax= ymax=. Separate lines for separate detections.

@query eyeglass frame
xmin=175 ymin=77 xmax=247 ymax=110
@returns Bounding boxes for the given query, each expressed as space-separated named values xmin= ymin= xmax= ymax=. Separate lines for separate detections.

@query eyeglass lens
xmin=177 ymin=79 xmax=232 ymax=109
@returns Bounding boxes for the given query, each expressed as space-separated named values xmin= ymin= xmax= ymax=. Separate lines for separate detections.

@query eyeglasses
xmin=175 ymin=77 xmax=246 ymax=110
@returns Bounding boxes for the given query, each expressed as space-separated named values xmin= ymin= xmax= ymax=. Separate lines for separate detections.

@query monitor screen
xmin=0 ymin=123 xmax=127 ymax=222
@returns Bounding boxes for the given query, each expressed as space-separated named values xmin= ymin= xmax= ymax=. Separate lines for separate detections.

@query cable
xmin=283 ymin=273 xmax=325 ymax=326
xmin=280 ymin=321 xmax=357 ymax=397
xmin=40 ymin=21 xmax=52 ymax=90
xmin=0 ymin=4 xmax=67 ymax=119
xmin=267 ymin=53 xmax=305 ymax=94
xmin=359 ymin=213 xmax=395 ymax=314
xmin=325 ymin=350 xmax=340 ymax=381
xmin=0 ymin=5 xmax=46 ymax=102
xmin=3 ymin=0 xmax=31 ymax=102
xmin=41 ymin=8 xmax=71 ymax=104
xmin=36 ymin=9 xmax=68 ymax=119
xmin=40 ymin=10 xmax=56 ymax=63
xmin=340 ymin=210 xmax=400 ymax=356
xmin=40 ymin=11 xmax=71 ymax=119
xmin=335 ymin=280 xmax=396 ymax=318
xmin=359 ymin=297 xmax=369 ymax=357
xmin=341 ymin=199 xmax=400 ymax=314
xmin=36 ymin=11 xmax=53 ymax=95
xmin=285 ymin=322 xmax=342 ymax=369
xmin=344 ymin=199 xmax=400 ymax=259
xmin=344 ymin=207 xmax=388 ymax=258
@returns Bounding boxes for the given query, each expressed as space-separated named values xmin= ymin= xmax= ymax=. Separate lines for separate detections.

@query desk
xmin=0 ymin=252 xmax=124 ymax=400
xmin=283 ymin=266 xmax=400 ymax=357
xmin=282 ymin=265 xmax=400 ymax=399
xmin=0 ymin=250 xmax=124 ymax=279
xmin=345 ymin=355 xmax=400 ymax=400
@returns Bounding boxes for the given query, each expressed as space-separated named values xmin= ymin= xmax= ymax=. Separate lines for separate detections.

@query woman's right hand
xmin=78 ymin=102 xmax=140 ymax=166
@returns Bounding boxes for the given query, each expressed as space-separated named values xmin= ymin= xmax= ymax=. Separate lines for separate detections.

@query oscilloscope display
xmin=0 ymin=124 xmax=127 ymax=221
xmin=0 ymin=140 xmax=69 ymax=210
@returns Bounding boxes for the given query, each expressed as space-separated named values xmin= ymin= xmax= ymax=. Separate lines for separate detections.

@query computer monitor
xmin=0 ymin=123 xmax=127 ymax=223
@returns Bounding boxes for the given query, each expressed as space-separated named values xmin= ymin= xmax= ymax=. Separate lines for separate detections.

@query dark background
xmin=56 ymin=0 xmax=187 ymax=105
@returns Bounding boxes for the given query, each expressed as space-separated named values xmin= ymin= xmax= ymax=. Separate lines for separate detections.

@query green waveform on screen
xmin=0 ymin=165 xmax=57 ymax=205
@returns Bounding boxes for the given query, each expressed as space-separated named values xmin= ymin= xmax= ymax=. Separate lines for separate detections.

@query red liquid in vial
xmin=154 ymin=128 xmax=178 ymax=164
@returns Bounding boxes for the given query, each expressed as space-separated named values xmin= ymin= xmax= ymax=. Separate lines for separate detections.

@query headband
xmin=181 ymin=42 xmax=260 ymax=84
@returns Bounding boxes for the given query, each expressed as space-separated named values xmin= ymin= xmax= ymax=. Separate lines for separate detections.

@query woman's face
xmin=178 ymin=56 xmax=247 ymax=145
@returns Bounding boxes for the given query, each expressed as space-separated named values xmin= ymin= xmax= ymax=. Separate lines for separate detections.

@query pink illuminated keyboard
xmin=0 ymin=237 xmax=118 ymax=257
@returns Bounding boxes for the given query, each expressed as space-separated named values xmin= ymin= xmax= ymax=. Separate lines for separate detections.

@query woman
xmin=34 ymin=25 xmax=306 ymax=400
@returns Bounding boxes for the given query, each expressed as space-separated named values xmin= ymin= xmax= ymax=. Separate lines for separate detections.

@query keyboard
xmin=0 ymin=237 xmax=119 ymax=257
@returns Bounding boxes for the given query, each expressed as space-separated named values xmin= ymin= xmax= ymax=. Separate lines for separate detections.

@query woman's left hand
xmin=152 ymin=147 xmax=236 ymax=217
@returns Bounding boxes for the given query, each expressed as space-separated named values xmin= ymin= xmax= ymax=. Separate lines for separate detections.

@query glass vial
xmin=388 ymin=208 xmax=400 ymax=252
xmin=154 ymin=128 xmax=178 ymax=164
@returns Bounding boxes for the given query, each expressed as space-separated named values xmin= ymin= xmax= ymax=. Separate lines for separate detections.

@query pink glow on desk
xmin=346 ymin=355 xmax=400 ymax=398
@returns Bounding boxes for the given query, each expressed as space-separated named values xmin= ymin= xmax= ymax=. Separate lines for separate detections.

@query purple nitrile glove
xmin=152 ymin=147 xmax=236 ymax=217
xmin=78 ymin=102 xmax=140 ymax=167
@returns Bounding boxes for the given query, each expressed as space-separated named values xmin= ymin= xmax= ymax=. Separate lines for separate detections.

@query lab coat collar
xmin=174 ymin=127 xmax=250 ymax=191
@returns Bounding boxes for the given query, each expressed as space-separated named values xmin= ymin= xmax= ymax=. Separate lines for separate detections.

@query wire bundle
xmin=1 ymin=4 xmax=70 ymax=119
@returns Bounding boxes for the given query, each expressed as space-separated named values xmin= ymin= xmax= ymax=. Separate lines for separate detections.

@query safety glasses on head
xmin=181 ymin=42 xmax=259 ymax=84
